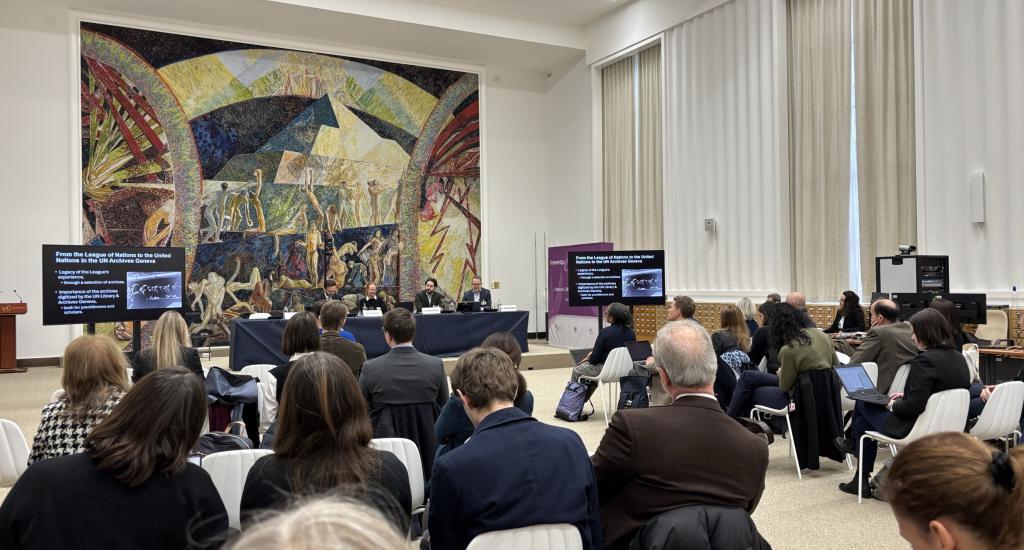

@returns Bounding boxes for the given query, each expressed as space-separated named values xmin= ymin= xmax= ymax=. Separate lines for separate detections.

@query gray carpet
xmin=0 ymin=358 xmax=905 ymax=549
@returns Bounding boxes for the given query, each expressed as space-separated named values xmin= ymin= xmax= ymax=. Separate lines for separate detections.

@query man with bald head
xmin=786 ymin=291 xmax=817 ymax=328
xmin=848 ymin=299 xmax=918 ymax=393
xmin=592 ymin=319 xmax=769 ymax=549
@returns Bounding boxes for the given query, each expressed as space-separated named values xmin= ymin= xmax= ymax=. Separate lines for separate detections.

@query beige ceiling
xmin=403 ymin=0 xmax=637 ymax=27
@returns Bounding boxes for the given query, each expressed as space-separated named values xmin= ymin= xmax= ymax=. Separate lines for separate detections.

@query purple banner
xmin=548 ymin=242 xmax=613 ymax=348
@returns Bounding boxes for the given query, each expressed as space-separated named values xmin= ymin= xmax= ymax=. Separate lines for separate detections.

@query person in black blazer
xmin=428 ymin=348 xmax=601 ymax=550
xmin=356 ymin=282 xmax=389 ymax=314
xmin=414 ymin=277 xmax=444 ymax=311
xmin=836 ymin=308 xmax=971 ymax=496
xmin=460 ymin=276 xmax=492 ymax=307
xmin=132 ymin=310 xmax=203 ymax=382
xmin=269 ymin=312 xmax=321 ymax=399
xmin=825 ymin=290 xmax=866 ymax=333
xmin=571 ymin=302 xmax=636 ymax=400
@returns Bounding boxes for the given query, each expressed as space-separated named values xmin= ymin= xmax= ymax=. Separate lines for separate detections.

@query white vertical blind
xmin=663 ymin=0 xmax=789 ymax=294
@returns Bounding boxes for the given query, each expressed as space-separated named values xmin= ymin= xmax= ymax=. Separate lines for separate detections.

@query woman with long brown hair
xmin=132 ymin=310 xmax=203 ymax=382
xmin=28 ymin=334 xmax=130 ymax=464
xmin=885 ymin=432 xmax=1024 ymax=548
xmin=240 ymin=352 xmax=411 ymax=533
xmin=0 ymin=368 xmax=227 ymax=549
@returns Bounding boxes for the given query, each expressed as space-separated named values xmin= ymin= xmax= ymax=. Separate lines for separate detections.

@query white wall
xmin=916 ymin=0 xmax=1024 ymax=301
xmin=0 ymin=2 xmax=554 ymax=358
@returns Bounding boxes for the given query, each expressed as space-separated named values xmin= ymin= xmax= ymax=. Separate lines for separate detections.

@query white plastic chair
xmin=578 ymin=347 xmax=635 ymax=426
xmin=750 ymin=403 xmax=801 ymax=479
xmin=975 ymin=309 xmax=1008 ymax=342
xmin=888 ymin=364 xmax=911 ymax=395
xmin=201 ymin=449 xmax=274 ymax=528
xmin=0 ymin=419 xmax=30 ymax=487
xmin=369 ymin=438 xmax=425 ymax=514
xmin=466 ymin=523 xmax=583 ymax=550
xmin=969 ymin=381 xmax=1024 ymax=443
xmin=962 ymin=344 xmax=981 ymax=382
xmin=756 ymin=356 xmax=767 ymax=372
xmin=240 ymin=364 xmax=278 ymax=435
xmin=857 ymin=388 xmax=969 ymax=502
xmin=836 ymin=351 xmax=851 ymax=364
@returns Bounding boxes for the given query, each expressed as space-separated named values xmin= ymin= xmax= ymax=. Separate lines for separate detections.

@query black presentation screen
xmin=568 ymin=250 xmax=666 ymax=307
xmin=42 ymin=245 xmax=186 ymax=326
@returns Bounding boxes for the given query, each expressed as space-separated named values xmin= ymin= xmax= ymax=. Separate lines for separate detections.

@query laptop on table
xmin=835 ymin=364 xmax=891 ymax=406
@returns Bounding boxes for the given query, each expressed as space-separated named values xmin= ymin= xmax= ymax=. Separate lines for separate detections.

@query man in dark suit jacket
xmin=414 ymin=277 xmax=444 ymax=311
xmin=849 ymin=299 xmax=918 ymax=393
xmin=428 ymin=348 xmax=601 ymax=550
xmin=592 ymin=319 xmax=769 ymax=550
xmin=460 ymin=276 xmax=492 ymax=307
xmin=318 ymin=300 xmax=366 ymax=377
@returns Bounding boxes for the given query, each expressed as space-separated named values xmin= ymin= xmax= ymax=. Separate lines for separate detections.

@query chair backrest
xmin=969 ymin=381 xmax=1024 ymax=441
xmin=756 ymin=356 xmax=767 ymax=372
xmin=597 ymin=347 xmax=635 ymax=382
xmin=902 ymin=389 xmax=970 ymax=443
xmin=861 ymin=362 xmax=878 ymax=386
xmin=888 ymin=364 xmax=911 ymax=395
xmin=962 ymin=344 xmax=981 ymax=381
xmin=836 ymin=351 xmax=851 ymax=364
xmin=201 ymin=449 xmax=274 ymax=529
xmin=466 ymin=524 xmax=583 ymax=550
xmin=240 ymin=364 xmax=279 ymax=434
xmin=369 ymin=437 xmax=425 ymax=511
xmin=0 ymin=419 xmax=30 ymax=487
xmin=239 ymin=364 xmax=277 ymax=384
xmin=975 ymin=309 xmax=1008 ymax=341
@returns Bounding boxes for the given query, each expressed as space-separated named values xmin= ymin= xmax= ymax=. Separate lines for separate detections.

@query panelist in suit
xmin=321 ymin=279 xmax=340 ymax=301
xmin=460 ymin=276 xmax=492 ymax=308
xmin=592 ymin=319 xmax=769 ymax=550
xmin=357 ymin=282 xmax=389 ymax=314
xmin=824 ymin=290 xmax=866 ymax=333
xmin=414 ymin=277 xmax=444 ymax=311
xmin=428 ymin=348 xmax=601 ymax=550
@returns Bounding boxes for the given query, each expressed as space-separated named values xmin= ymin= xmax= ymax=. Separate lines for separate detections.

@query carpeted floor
xmin=0 ymin=348 xmax=905 ymax=549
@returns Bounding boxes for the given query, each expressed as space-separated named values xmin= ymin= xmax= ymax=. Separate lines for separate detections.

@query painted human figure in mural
xmin=357 ymin=229 xmax=386 ymax=284
xmin=248 ymin=168 xmax=266 ymax=233
xmin=303 ymin=169 xmax=325 ymax=230
xmin=299 ymin=219 xmax=323 ymax=286
xmin=189 ymin=271 xmax=227 ymax=327
xmin=342 ymin=180 xmax=365 ymax=227
xmin=382 ymin=229 xmax=403 ymax=286
xmin=366 ymin=179 xmax=384 ymax=226
xmin=227 ymin=189 xmax=248 ymax=231
xmin=346 ymin=260 xmax=368 ymax=290
xmin=201 ymin=182 xmax=230 ymax=243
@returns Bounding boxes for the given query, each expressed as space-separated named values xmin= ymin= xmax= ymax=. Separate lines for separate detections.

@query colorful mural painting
xmin=80 ymin=23 xmax=481 ymax=345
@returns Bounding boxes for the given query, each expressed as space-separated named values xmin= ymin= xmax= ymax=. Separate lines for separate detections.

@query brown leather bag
xmin=735 ymin=417 xmax=775 ymax=445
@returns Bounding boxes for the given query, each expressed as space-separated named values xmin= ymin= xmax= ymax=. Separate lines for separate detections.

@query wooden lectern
xmin=0 ymin=303 xmax=27 ymax=374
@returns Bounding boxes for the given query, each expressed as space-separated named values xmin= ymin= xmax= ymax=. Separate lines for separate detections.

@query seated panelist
xmin=414 ymin=278 xmax=444 ymax=312
xmin=357 ymin=282 xmax=389 ymax=314
xmin=461 ymin=276 xmax=492 ymax=308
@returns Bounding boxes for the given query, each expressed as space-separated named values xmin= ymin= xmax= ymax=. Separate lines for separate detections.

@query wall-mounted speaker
xmin=969 ymin=170 xmax=986 ymax=224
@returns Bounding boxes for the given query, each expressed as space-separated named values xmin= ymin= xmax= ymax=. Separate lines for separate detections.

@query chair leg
xmin=602 ymin=383 xmax=610 ymax=426
xmin=785 ymin=414 xmax=800 ymax=479
xmin=858 ymin=435 xmax=866 ymax=504
xmin=846 ymin=454 xmax=853 ymax=470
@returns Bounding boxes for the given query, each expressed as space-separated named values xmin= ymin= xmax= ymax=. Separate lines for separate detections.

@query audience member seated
xmin=241 ymin=353 xmax=411 ymax=533
xmin=435 ymin=331 xmax=534 ymax=458
xmin=824 ymin=290 xmax=866 ymax=333
xmin=835 ymin=309 xmax=972 ymax=497
xmin=727 ymin=303 xmax=836 ymax=421
xmin=427 ymin=348 xmax=600 ymax=550
xmin=414 ymin=278 xmax=444 ymax=311
xmin=711 ymin=305 xmax=752 ymax=409
xmin=360 ymin=308 xmax=447 ymax=478
xmin=668 ymin=295 xmax=698 ymax=324
xmin=748 ymin=301 xmax=781 ymax=374
xmin=572 ymin=302 xmax=636 ymax=401
xmin=229 ymin=497 xmax=408 ymax=550
xmin=785 ymin=291 xmax=817 ymax=328
xmin=0 ymin=368 xmax=227 ymax=549
xmin=884 ymin=432 xmax=1024 ymax=549
xmin=929 ymin=297 xmax=971 ymax=348
xmin=132 ymin=310 xmax=203 ymax=382
xmin=848 ymin=299 xmax=918 ymax=393
xmin=460 ymin=276 xmax=492 ymax=308
xmin=270 ymin=311 xmax=321 ymax=400
xmin=592 ymin=320 xmax=768 ymax=550
xmin=358 ymin=282 xmax=390 ymax=314
xmin=318 ymin=301 xmax=365 ymax=376
xmin=738 ymin=297 xmax=760 ymax=336
xmin=29 ymin=334 xmax=130 ymax=465
xmin=766 ymin=292 xmax=782 ymax=303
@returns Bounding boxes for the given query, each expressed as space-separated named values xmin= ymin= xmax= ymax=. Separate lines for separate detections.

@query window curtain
xmin=788 ymin=0 xmax=852 ymax=301
xmin=855 ymin=0 xmax=916 ymax=292
xmin=636 ymin=45 xmax=663 ymax=249
xmin=602 ymin=56 xmax=636 ymax=248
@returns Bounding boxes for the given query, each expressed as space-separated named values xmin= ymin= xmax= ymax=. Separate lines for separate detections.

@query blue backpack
xmin=555 ymin=381 xmax=592 ymax=422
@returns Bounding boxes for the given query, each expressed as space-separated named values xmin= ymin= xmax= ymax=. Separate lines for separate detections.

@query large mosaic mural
xmin=80 ymin=23 xmax=481 ymax=345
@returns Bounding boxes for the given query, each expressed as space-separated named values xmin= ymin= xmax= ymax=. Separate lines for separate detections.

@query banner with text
xmin=548 ymin=242 xmax=613 ymax=348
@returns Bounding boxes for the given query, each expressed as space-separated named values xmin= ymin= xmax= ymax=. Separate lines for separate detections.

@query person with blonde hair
xmin=28 ymin=334 xmax=130 ymax=464
xmin=131 ymin=310 xmax=203 ymax=382
xmin=885 ymin=432 xmax=1024 ymax=549
xmin=228 ymin=497 xmax=407 ymax=550
xmin=737 ymin=297 xmax=759 ymax=335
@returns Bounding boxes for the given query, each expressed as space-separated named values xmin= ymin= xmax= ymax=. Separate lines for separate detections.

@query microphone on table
xmin=12 ymin=289 xmax=23 ymax=303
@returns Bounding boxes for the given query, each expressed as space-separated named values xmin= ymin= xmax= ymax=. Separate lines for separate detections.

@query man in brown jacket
xmin=318 ymin=300 xmax=366 ymax=376
xmin=849 ymin=299 xmax=918 ymax=393
xmin=591 ymin=319 xmax=769 ymax=550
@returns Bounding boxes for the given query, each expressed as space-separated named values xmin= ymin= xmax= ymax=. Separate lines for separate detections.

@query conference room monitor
xmin=568 ymin=250 xmax=666 ymax=307
xmin=42 ymin=244 xmax=186 ymax=325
